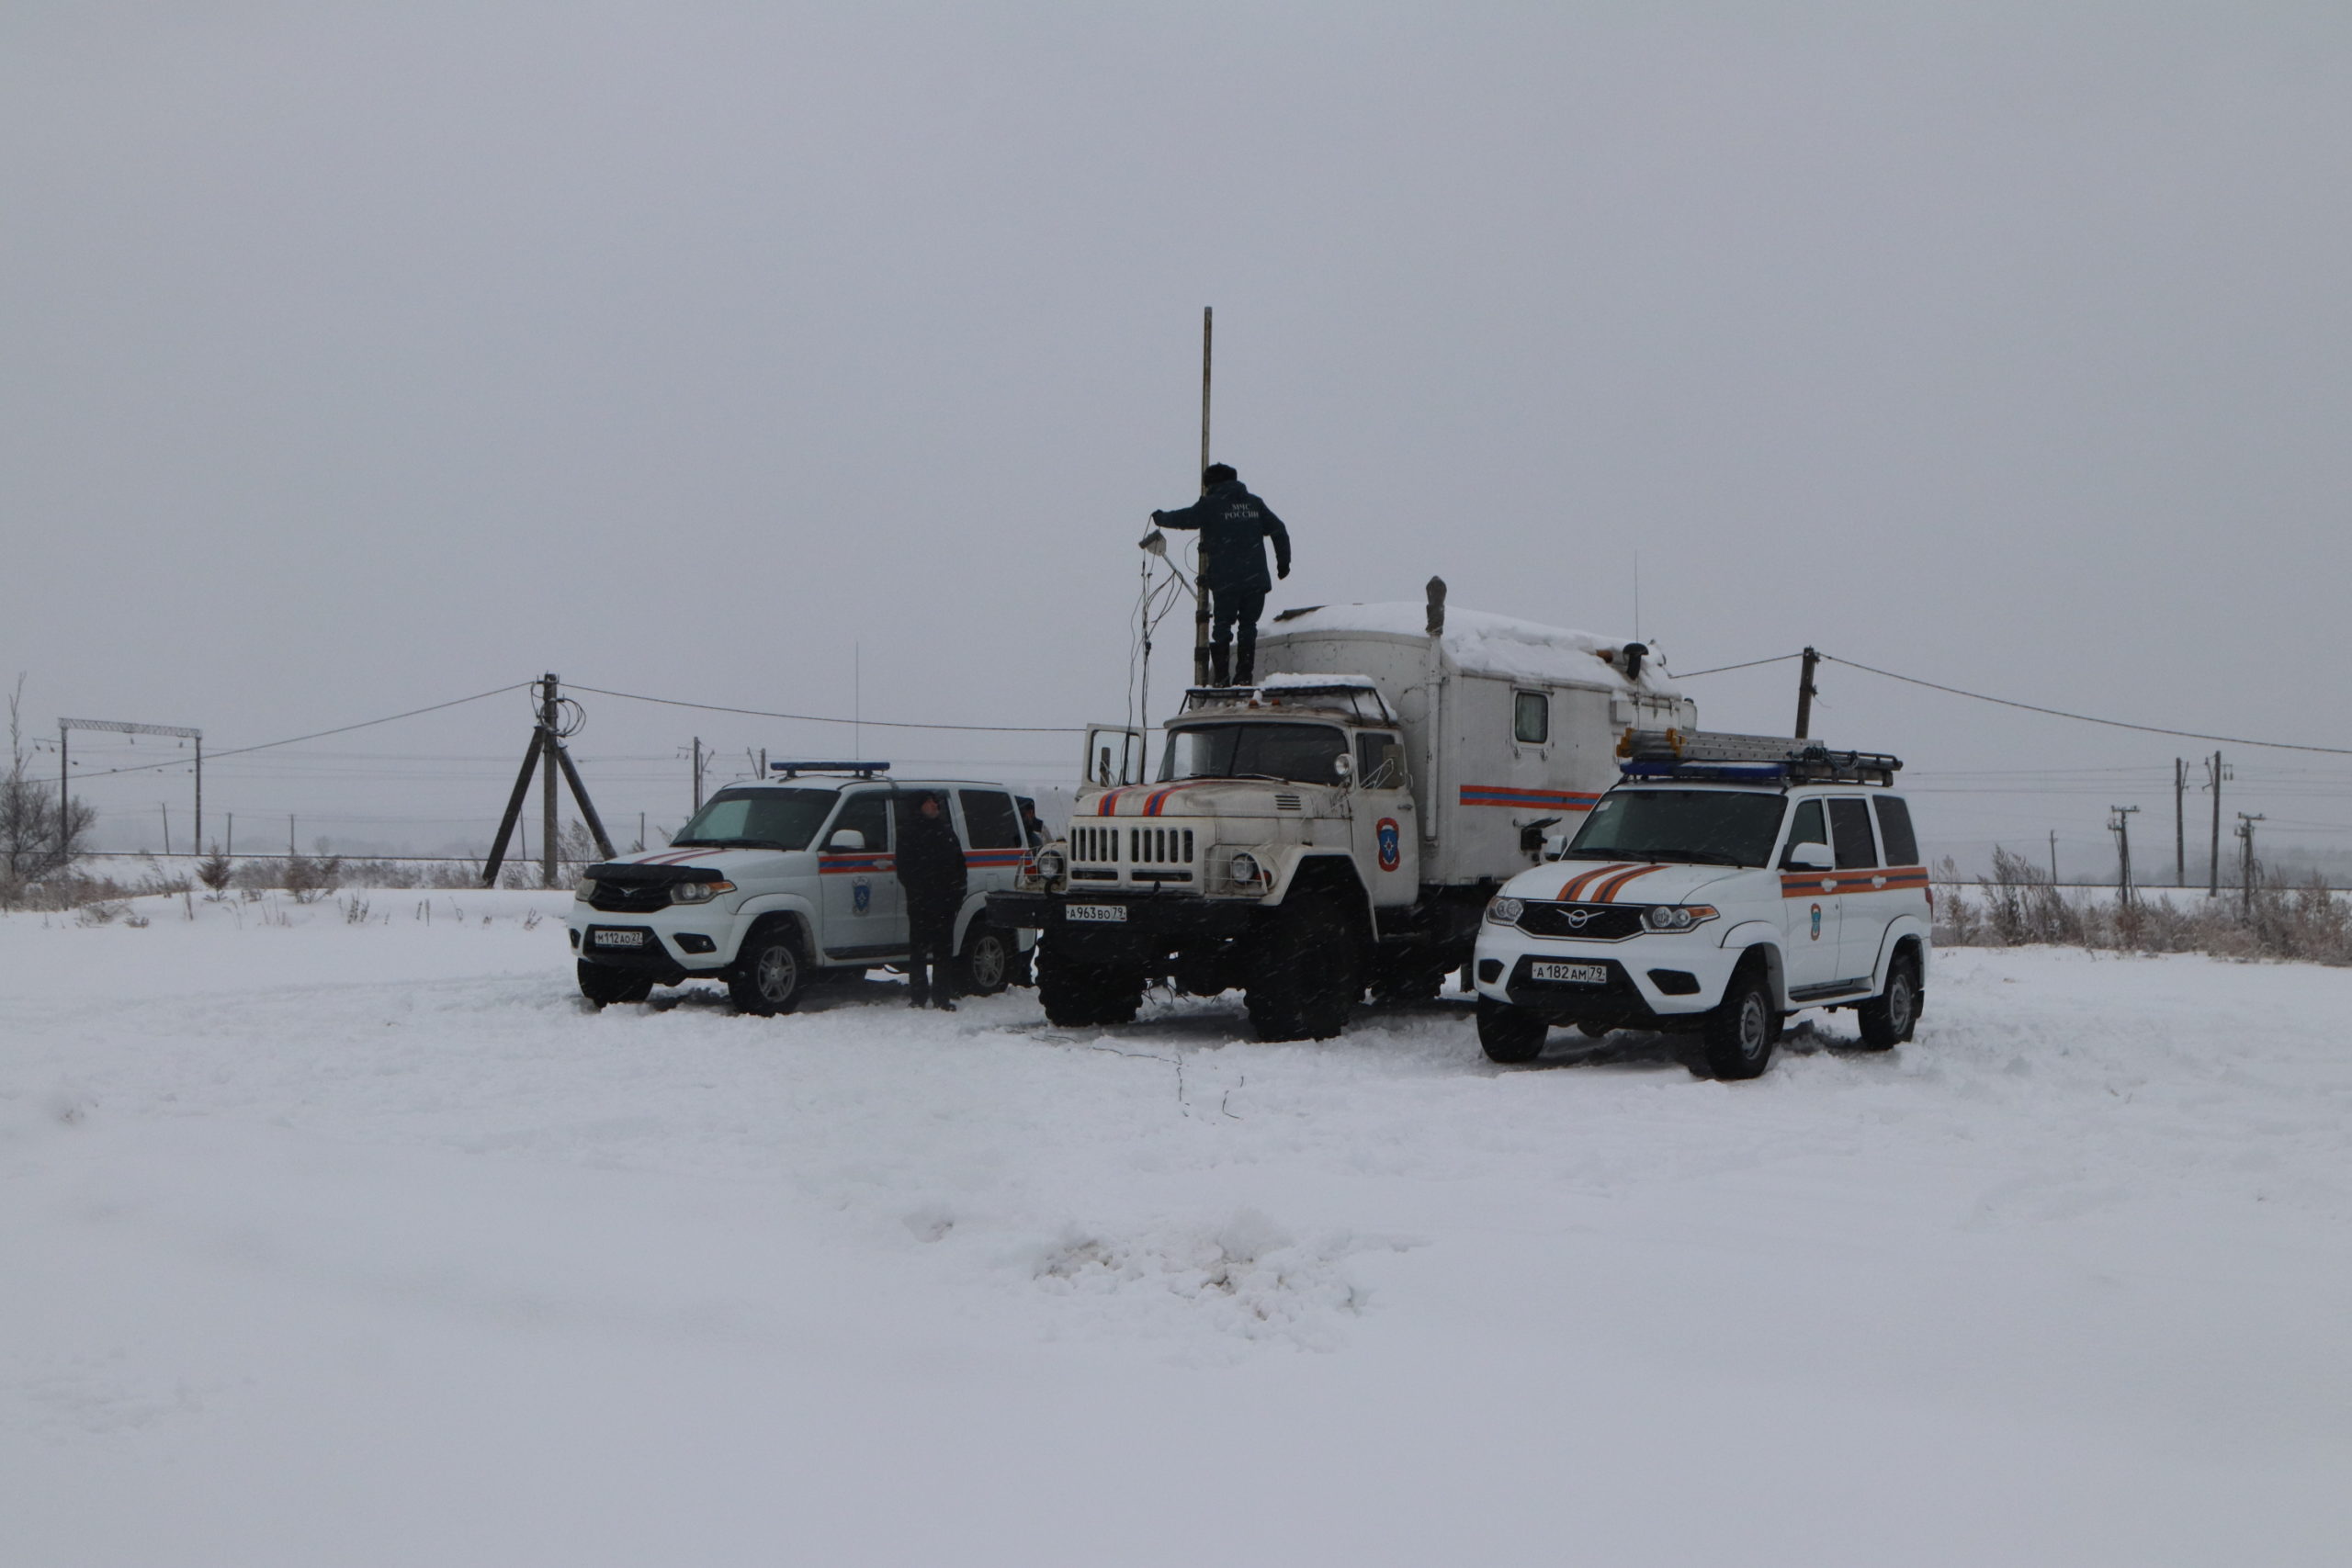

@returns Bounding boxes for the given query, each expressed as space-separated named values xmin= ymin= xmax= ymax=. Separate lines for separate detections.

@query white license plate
xmin=1531 ymin=961 xmax=1607 ymax=985
xmin=1065 ymin=904 xmax=1127 ymax=923
xmin=593 ymin=930 xmax=647 ymax=947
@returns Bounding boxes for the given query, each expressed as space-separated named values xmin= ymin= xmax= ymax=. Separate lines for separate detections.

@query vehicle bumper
xmin=567 ymin=904 xmax=741 ymax=983
xmin=987 ymin=890 xmax=1258 ymax=940
xmin=1471 ymin=927 xmax=1744 ymax=1024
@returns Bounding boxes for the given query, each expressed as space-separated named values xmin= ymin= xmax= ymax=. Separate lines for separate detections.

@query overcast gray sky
xmin=6 ymin=4 xmax=2351 ymax=870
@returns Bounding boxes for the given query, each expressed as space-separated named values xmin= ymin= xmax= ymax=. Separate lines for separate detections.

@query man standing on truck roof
xmin=1150 ymin=462 xmax=1291 ymax=688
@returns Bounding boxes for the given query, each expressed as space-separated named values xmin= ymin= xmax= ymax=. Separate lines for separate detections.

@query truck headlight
xmin=1642 ymin=904 xmax=1717 ymax=932
xmin=1035 ymin=848 xmax=1067 ymax=886
xmin=1228 ymin=851 xmax=1263 ymax=888
xmin=668 ymin=880 xmax=737 ymax=906
xmin=1487 ymin=896 xmax=1524 ymax=926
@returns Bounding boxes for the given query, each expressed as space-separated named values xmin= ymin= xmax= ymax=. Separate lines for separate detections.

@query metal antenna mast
xmin=1193 ymin=306 xmax=1213 ymax=689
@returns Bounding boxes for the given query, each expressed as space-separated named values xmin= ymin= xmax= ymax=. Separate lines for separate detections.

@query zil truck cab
xmin=1472 ymin=731 xmax=1931 ymax=1078
xmin=569 ymin=762 xmax=1037 ymax=1015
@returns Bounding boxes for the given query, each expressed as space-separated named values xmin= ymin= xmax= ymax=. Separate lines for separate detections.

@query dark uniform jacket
xmin=895 ymin=804 xmax=968 ymax=914
xmin=1152 ymin=479 xmax=1292 ymax=594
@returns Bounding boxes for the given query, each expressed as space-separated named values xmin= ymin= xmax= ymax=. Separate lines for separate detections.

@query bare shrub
xmin=282 ymin=846 xmax=343 ymax=904
xmin=1974 ymin=846 xmax=2084 ymax=947
xmin=1 ymin=676 xmax=97 ymax=901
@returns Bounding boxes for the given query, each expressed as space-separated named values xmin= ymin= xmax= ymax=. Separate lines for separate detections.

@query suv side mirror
xmin=827 ymin=828 xmax=866 ymax=852
xmin=1782 ymin=840 xmax=1833 ymax=872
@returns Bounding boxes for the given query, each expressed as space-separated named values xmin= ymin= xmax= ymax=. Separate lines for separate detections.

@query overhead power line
xmin=1667 ymin=652 xmax=1804 ymax=680
xmin=1820 ymin=655 xmax=2352 ymax=758
xmin=565 ymin=682 xmax=1085 ymax=735
xmin=63 ymin=683 xmax=536 ymax=780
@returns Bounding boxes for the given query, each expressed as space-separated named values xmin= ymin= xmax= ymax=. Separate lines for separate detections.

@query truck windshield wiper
xmin=671 ymin=837 xmax=789 ymax=851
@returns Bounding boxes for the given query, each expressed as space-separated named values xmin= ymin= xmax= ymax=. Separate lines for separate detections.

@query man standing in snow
xmin=1149 ymin=462 xmax=1292 ymax=687
xmin=895 ymin=790 xmax=968 ymax=1010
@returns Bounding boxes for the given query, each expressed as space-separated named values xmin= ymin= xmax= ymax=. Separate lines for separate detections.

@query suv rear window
xmin=958 ymin=789 xmax=1023 ymax=849
xmin=1873 ymin=795 xmax=1919 ymax=866
xmin=1827 ymin=798 xmax=1879 ymax=869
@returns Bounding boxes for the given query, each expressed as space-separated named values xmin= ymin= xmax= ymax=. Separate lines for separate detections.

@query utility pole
xmin=2236 ymin=812 xmax=2265 ymax=914
xmin=481 ymin=675 xmax=615 ymax=887
xmin=160 ymin=803 xmax=170 ymax=856
xmin=538 ymin=673 xmax=560 ymax=888
xmin=2109 ymin=806 xmax=2141 ymax=907
xmin=2049 ymin=829 xmax=2059 ymax=885
xmin=288 ymin=815 xmax=296 ymax=857
xmin=1193 ymin=305 xmax=1214 ymax=689
xmin=1793 ymin=647 xmax=1820 ymax=739
xmin=692 ymin=738 xmax=705 ymax=812
xmin=226 ymin=813 xmax=233 ymax=857
xmin=2204 ymin=751 xmax=2230 ymax=896
xmin=2174 ymin=757 xmax=2187 ymax=886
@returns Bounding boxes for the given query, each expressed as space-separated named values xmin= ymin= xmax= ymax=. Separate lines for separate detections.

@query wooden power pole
xmin=2174 ymin=757 xmax=2187 ymax=886
xmin=1792 ymin=647 xmax=1820 ymax=739
xmin=2205 ymin=750 xmax=2229 ymax=897
xmin=481 ymin=673 xmax=616 ymax=888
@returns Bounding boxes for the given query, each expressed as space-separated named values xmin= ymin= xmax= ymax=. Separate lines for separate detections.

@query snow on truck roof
xmin=1261 ymin=602 xmax=1681 ymax=694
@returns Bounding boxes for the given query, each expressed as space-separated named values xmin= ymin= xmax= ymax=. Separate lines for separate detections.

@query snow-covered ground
xmin=4 ymin=892 xmax=2347 ymax=1566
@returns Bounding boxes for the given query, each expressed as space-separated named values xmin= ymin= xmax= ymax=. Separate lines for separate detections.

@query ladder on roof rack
xmin=1617 ymin=728 xmax=1903 ymax=786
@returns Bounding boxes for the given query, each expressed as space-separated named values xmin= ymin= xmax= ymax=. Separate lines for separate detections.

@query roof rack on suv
xmin=1615 ymin=728 xmax=1902 ymax=787
xmin=767 ymin=761 xmax=892 ymax=778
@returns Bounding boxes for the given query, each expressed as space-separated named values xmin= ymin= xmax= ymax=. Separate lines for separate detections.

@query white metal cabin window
xmin=1512 ymin=692 xmax=1550 ymax=745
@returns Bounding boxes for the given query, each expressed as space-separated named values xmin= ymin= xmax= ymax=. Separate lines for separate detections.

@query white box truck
xmin=989 ymin=580 xmax=1696 ymax=1039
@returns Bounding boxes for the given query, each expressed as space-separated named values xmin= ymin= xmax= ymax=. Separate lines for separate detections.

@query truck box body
xmin=1254 ymin=603 xmax=1694 ymax=888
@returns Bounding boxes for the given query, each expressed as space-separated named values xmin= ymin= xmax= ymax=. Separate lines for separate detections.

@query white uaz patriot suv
xmin=568 ymin=763 xmax=1037 ymax=1015
xmin=1472 ymin=732 xmax=1929 ymax=1078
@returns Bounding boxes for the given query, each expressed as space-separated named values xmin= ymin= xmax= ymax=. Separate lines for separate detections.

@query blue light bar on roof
xmin=769 ymin=761 xmax=891 ymax=776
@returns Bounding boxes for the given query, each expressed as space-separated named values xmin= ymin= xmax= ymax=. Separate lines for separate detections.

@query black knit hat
xmin=1203 ymin=462 xmax=1238 ymax=486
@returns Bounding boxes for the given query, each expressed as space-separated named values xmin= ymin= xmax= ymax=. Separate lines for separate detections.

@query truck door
xmin=1084 ymin=724 xmax=1146 ymax=787
xmin=1351 ymin=729 xmax=1419 ymax=904
xmin=818 ymin=788 xmax=904 ymax=960
xmin=1826 ymin=795 xmax=1890 ymax=986
xmin=1777 ymin=797 xmax=1842 ymax=994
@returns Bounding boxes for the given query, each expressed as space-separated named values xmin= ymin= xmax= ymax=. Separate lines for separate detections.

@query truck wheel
xmin=1702 ymin=964 xmax=1779 ymax=1079
xmin=1245 ymin=894 xmax=1360 ymax=1042
xmin=956 ymin=922 xmax=1014 ymax=997
xmin=1855 ymin=950 xmax=1920 ymax=1051
xmin=728 ymin=922 xmax=807 ymax=1016
xmin=1476 ymin=997 xmax=1547 ymax=1063
xmin=1037 ymin=938 xmax=1143 ymax=1026
xmin=577 ymin=960 xmax=652 ymax=1008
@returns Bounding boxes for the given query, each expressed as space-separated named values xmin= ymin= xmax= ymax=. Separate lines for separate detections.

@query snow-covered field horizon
xmin=5 ymin=891 xmax=2347 ymax=1565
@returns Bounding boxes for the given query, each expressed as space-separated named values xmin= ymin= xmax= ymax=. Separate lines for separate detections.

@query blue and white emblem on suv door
xmin=854 ymin=879 xmax=872 ymax=915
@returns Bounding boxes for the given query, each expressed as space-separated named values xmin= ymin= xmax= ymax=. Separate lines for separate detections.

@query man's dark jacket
xmin=895 ymin=803 xmax=968 ymax=914
xmin=1152 ymin=479 xmax=1292 ymax=594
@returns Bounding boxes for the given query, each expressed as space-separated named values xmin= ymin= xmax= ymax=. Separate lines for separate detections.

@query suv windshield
xmin=671 ymin=787 xmax=838 ymax=851
xmin=1159 ymin=723 xmax=1347 ymax=785
xmin=1563 ymin=789 xmax=1787 ymax=868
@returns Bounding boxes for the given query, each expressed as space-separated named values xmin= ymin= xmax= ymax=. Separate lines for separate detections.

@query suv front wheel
xmin=729 ymin=922 xmax=808 ymax=1016
xmin=1702 ymin=963 xmax=1780 ymax=1080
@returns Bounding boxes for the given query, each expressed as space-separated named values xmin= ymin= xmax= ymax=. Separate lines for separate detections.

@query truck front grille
xmin=1069 ymin=822 xmax=1195 ymax=880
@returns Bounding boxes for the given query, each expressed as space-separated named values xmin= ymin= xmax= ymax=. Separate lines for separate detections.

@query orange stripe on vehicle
xmin=1555 ymin=863 xmax=1633 ymax=901
xmin=1592 ymin=863 xmax=1665 ymax=902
